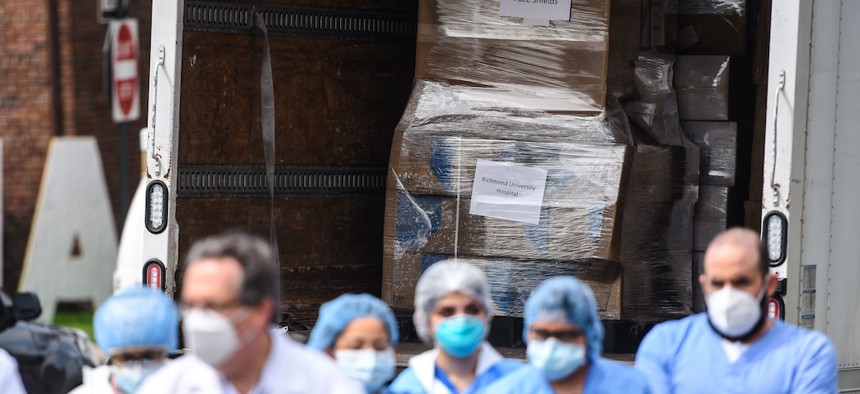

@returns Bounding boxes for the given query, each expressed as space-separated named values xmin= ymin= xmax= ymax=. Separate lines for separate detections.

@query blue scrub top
xmin=635 ymin=313 xmax=837 ymax=394
xmin=485 ymin=357 xmax=651 ymax=394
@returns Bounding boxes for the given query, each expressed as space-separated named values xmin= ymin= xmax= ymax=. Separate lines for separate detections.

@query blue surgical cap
xmin=307 ymin=294 xmax=400 ymax=351
xmin=524 ymin=276 xmax=603 ymax=361
xmin=94 ymin=286 xmax=179 ymax=355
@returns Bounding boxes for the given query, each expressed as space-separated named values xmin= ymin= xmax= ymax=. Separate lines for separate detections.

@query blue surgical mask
xmin=111 ymin=360 xmax=164 ymax=393
xmin=335 ymin=348 xmax=396 ymax=393
xmin=433 ymin=315 xmax=486 ymax=358
xmin=527 ymin=338 xmax=586 ymax=382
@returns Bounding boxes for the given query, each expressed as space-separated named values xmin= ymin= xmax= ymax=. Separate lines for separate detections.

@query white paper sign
xmin=500 ymin=0 xmax=572 ymax=22
xmin=470 ymin=160 xmax=548 ymax=225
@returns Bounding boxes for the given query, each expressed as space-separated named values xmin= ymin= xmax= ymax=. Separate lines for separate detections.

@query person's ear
xmin=766 ymin=273 xmax=778 ymax=298
xmin=254 ymin=298 xmax=274 ymax=329
xmin=699 ymin=274 xmax=708 ymax=295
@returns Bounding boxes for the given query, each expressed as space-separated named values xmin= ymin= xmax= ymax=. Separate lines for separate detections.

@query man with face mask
xmin=387 ymin=260 xmax=523 ymax=394
xmin=635 ymin=227 xmax=837 ymax=393
xmin=485 ymin=276 xmax=650 ymax=393
xmin=70 ymin=286 xmax=178 ymax=394
xmin=137 ymin=231 xmax=363 ymax=394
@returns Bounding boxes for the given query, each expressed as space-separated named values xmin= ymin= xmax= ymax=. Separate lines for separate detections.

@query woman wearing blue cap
xmin=70 ymin=286 xmax=179 ymax=394
xmin=486 ymin=276 xmax=651 ymax=394
xmin=308 ymin=293 xmax=400 ymax=394
xmin=388 ymin=260 xmax=523 ymax=394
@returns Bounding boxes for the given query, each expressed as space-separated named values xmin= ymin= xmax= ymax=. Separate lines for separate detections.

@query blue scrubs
xmin=485 ymin=358 xmax=651 ymax=394
xmin=388 ymin=343 xmax=523 ymax=394
xmin=635 ymin=313 xmax=837 ymax=394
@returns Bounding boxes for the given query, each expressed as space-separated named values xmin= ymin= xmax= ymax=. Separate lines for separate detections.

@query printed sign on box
xmin=470 ymin=160 xmax=548 ymax=225
xmin=499 ymin=0 xmax=572 ymax=22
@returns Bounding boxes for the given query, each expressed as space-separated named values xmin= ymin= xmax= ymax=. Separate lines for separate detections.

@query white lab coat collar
xmin=408 ymin=342 xmax=504 ymax=393
xmin=238 ymin=332 xmax=310 ymax=393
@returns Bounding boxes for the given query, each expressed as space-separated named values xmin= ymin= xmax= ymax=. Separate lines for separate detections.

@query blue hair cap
xmin=308 ymin=294 xmax=400 ymax=351
xmin=524 ymin=276 xmax=604 ymax=361
xmin=93 ymin=286 xmax=179 ymax=355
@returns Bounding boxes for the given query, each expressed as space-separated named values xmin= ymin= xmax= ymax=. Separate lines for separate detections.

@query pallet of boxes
xmin=383 ymin=0 xmax=703 ymax=345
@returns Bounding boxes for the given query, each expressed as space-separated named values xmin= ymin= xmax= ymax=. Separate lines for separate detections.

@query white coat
xmin=136 ymin=332 xmax=364 ymax=394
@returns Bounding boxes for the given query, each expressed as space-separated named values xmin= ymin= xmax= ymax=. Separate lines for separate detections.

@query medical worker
xmin=70 ymin=286 xmax=178 ymax=394
xmin=486 ymin=276 xmax=650 ymax=394
xmin=388 ymin=260 xmax=523 ymax=394
xmin=138 ymin=231 xmax=363 ymax=393
xmin=307 ymin=294 xmax=399 ymax=394
xmin=635 ymin=228 xmax=837 ymax=393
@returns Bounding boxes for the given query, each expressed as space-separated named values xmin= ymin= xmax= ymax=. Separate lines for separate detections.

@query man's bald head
xmin=704 ymin=227 xmax=768 ymax=277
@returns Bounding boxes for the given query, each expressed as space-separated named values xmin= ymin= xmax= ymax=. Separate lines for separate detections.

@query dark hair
xmin=184 ymin=231 xmax=278 ymax=307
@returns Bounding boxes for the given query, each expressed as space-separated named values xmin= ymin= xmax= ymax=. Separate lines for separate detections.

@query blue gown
xmin=388 ymin=342 xmax=523 ymax=394
xmin=635 ymin=313 xmax=837 ymax=394
xmin=484 ymin=357 xmax=651 ymax=394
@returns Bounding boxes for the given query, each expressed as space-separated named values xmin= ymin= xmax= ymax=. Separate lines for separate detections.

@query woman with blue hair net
xmin=388 ymin=260 xmax=523 ymax=394
xmin=486 ymin=276 xmax=650 ymax=393
xmin=70 ymin=286 xmax=178 ymax=394
xmin=308 ymin=294 xmax=400 ymax=393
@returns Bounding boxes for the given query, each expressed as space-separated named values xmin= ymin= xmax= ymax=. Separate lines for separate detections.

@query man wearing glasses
xmin=138 ymin=231 xmax=361 ymax=394
xmin=71 ymin=286 xmax=178 ymax=394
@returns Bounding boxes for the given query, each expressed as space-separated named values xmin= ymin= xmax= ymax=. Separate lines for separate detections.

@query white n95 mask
xmin=706 ymin=282 xmax=766 ymax=339
xmin=183 ymin=308 xmax=247 ymax=367
xmin=335 ymin=348 xmax=396 ymax=393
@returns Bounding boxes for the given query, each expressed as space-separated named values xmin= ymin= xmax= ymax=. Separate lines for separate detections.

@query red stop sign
xmin=111 ymin=19 xmax=139 ymax=122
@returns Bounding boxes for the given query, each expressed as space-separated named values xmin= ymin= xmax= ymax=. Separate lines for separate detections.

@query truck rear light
xmin=143 ymin=259 xmax=166 ymax=291
xmin=767 ymin=296 xmax=785 ymax=320
xmin=762 ymin=211 xmax=787 ymax=266
xmin=145 ymin=180 xmax=167 ymax=233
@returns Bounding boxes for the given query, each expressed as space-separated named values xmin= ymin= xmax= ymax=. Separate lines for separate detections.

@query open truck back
xmin=136 ymin=0 xmax=860 ymax=389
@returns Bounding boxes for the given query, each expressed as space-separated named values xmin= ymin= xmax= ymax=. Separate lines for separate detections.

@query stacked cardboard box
xmin=383 ymin=0 xmax=634 ymax=319
xmin=677 ymin=0 xmax=747 ymax=55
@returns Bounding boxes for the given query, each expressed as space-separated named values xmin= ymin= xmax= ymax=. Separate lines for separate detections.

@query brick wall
xmin=0 ymin=1 xmax=54 ymax=290
xmin=0 ymin=0 xmax=152 ymax=290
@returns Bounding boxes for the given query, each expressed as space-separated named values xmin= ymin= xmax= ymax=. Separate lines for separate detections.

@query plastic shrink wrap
xmin=619 ymin=54 xmax=700 ymax=320
xmin=675 ymin=56 xmax=731 ymax=121
xmin=384 ymin=1 xmax=698 ymax=323
xmin=677 ymin=0 xmax=746 ymax=55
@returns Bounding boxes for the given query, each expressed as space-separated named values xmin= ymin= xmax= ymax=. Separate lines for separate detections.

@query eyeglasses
xmin=530 ymin=328 xmax=585 ymax=342
xmin=111 ymin=349 xmax=168 ymax=366
xmin=178 ymin=299 xmax=241 ymax=317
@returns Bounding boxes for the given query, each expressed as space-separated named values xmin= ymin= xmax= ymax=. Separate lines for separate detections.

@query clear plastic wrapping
xmin=399 ymin=254 xmax=621 ymax=320
xmin=675 ymin=56 xmax=731 ymax=121
xmin=617 ymin=53 xmax=701 ymax=321
xmin=417 ymin=0 xmax=612 ymax=113
xmin=677 ymin=0 xmax=747 ymax=55
xmin=682 ymin=121 xmax=737 ymax=186
xmin=383 ymin=3 xmax=701 ymax=323
xmin=693 ymin=185 xmax=729 ymax=251
xmin=383 ymin=77 xmax=631 ymax=318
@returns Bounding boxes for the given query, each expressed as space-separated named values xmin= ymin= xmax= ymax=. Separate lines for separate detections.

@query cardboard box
xmin=693 ymin=185 xmax=729 ymax=250
xmin=393 ymin=135 xmax=630 ymax=207
xmin=677 ymin=0 xmax=747 ymax=55
xmin=385 ymin=192 xmax=622 ymax=261
xmin=417 ymin=0 xmax=612 ymax=113
xmin=641 ymin=0 xmax=679 ymax=52
xmin=384 ymin=253 xmax=622 ymax=319
xmin=681 ymin=121 xmax=737 ymax=186
xmin=675 ymin=56 xmax=731 ymax=120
